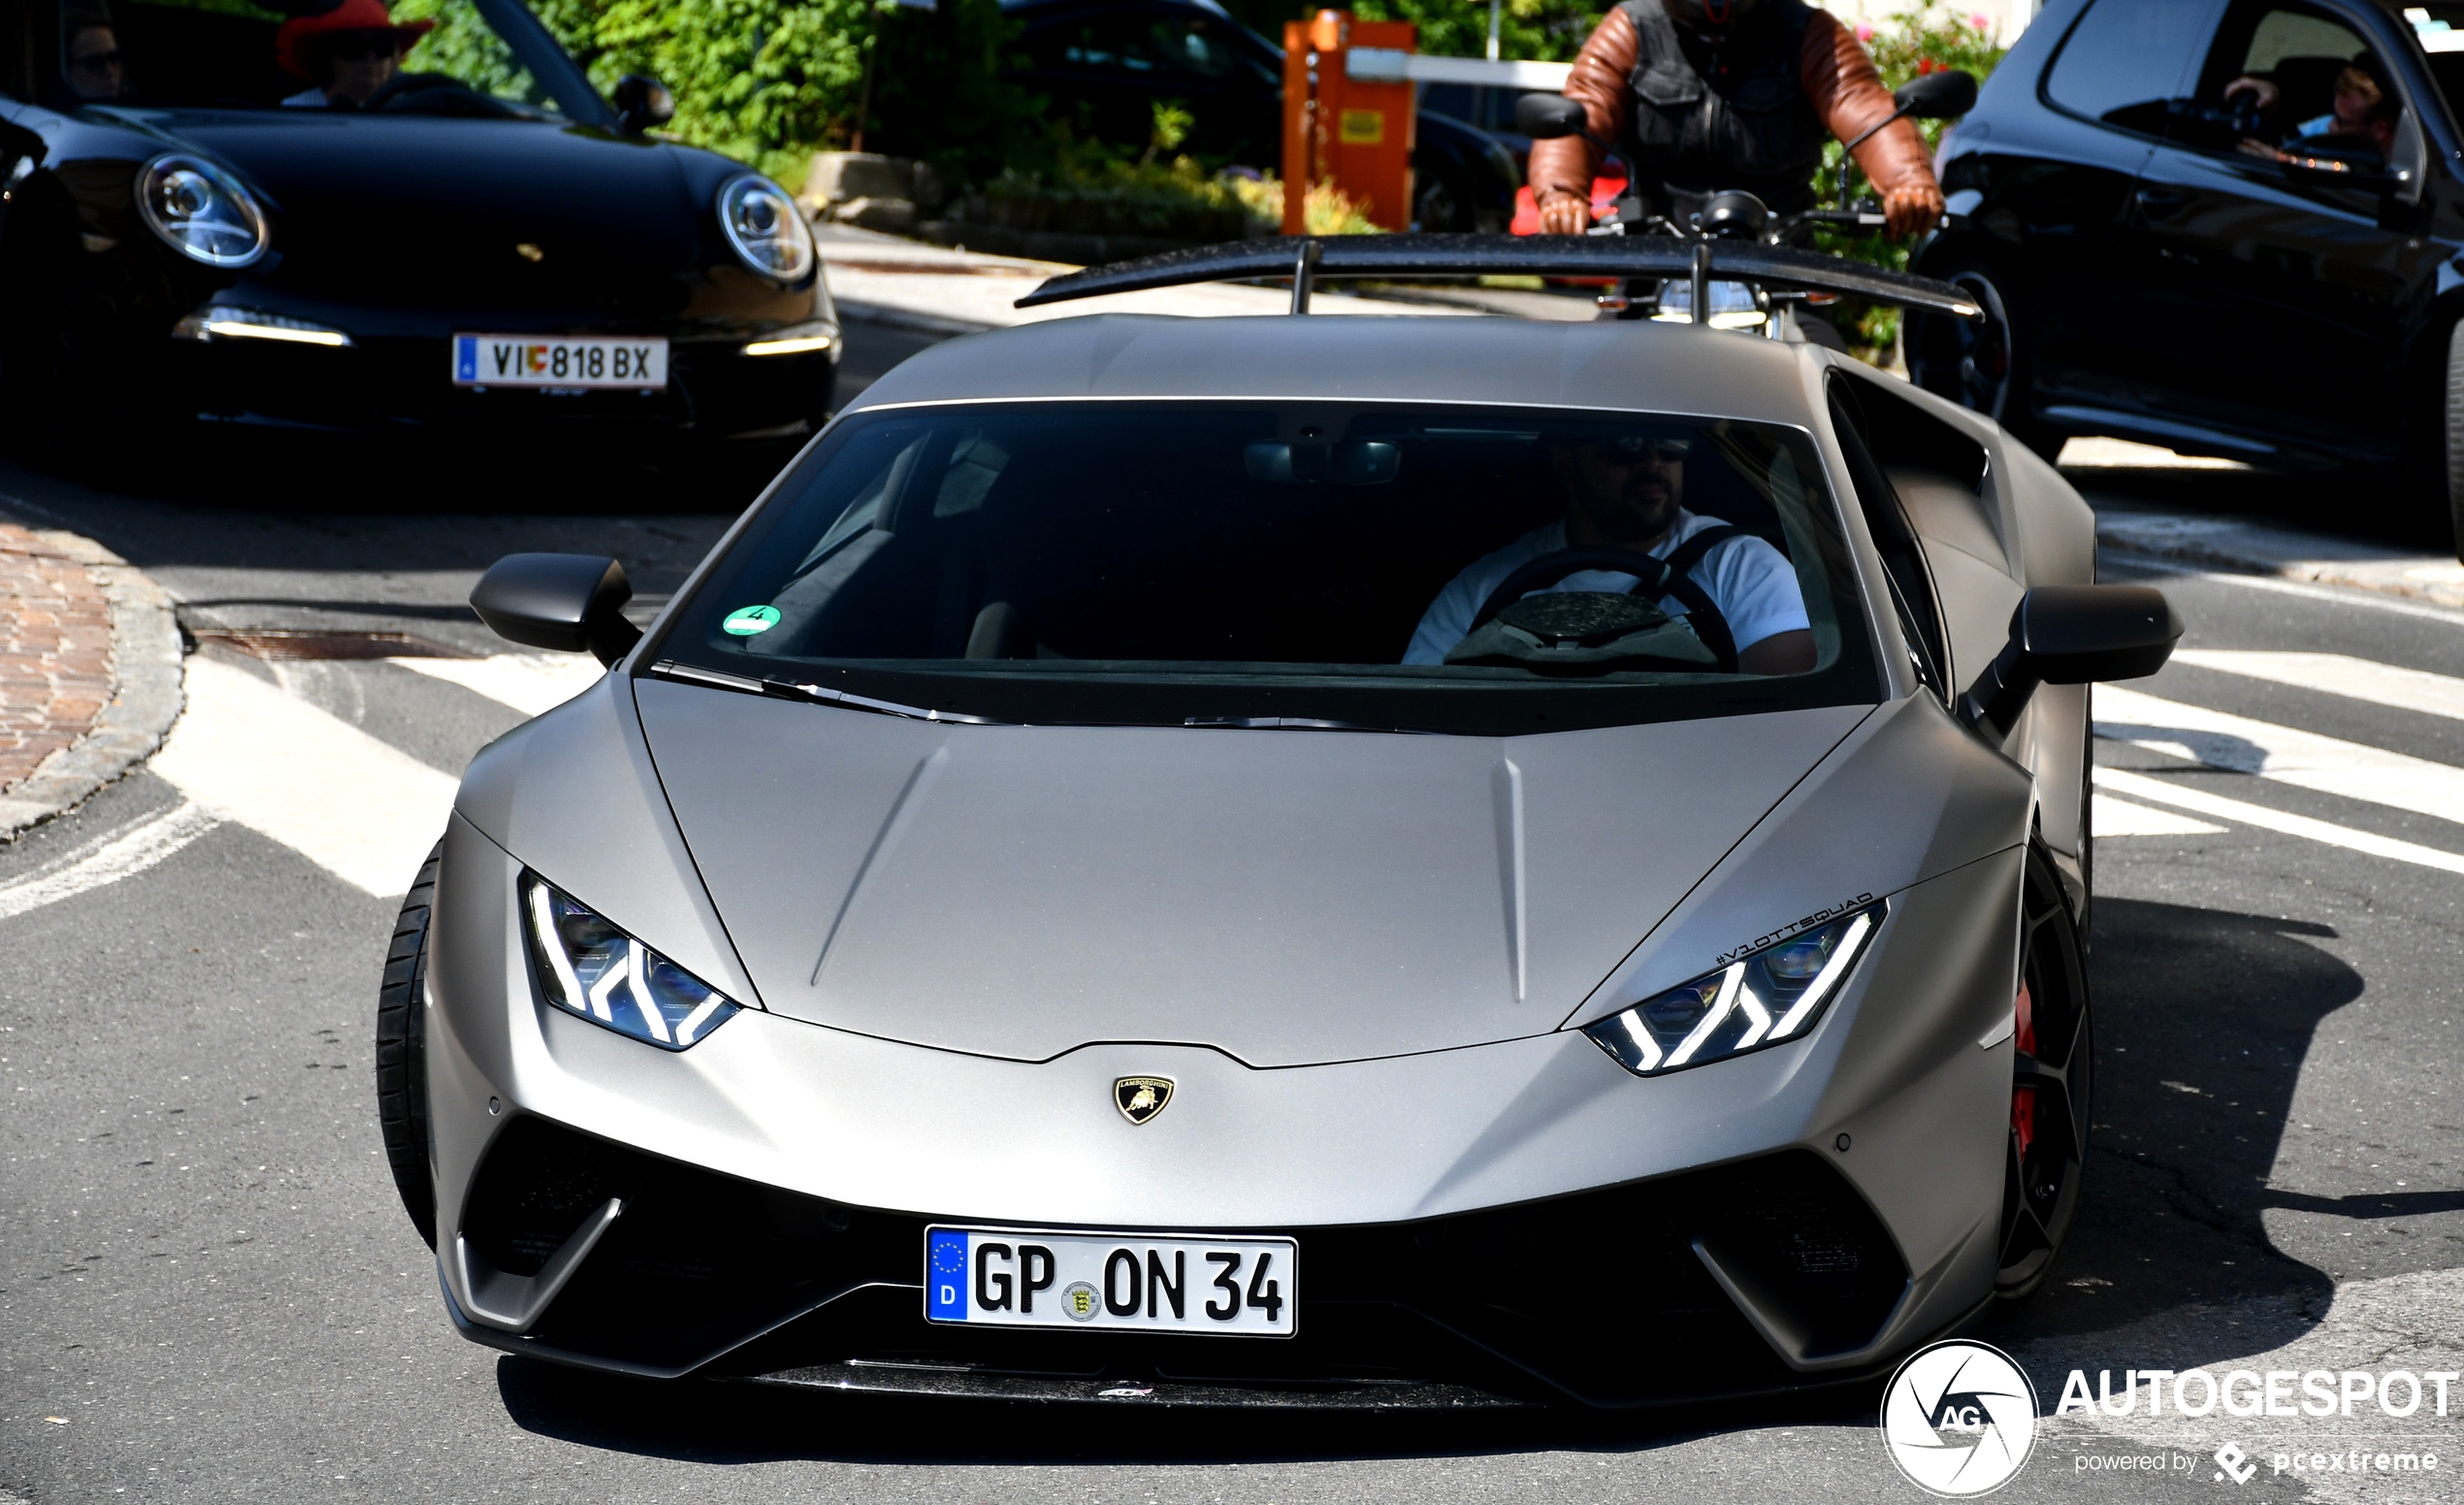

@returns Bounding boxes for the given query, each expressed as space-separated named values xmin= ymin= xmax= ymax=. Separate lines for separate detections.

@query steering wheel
xmin=1468 ymin=546 xmax=1738 ymax=673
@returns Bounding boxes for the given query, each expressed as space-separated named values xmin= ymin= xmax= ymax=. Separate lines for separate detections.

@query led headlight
xmin=717 ymin=175 xmax=814 ymax=282
xmin=1584 ymin=903 xmax=1883 ymax=1076
xmin=521 ymin=876 xmax=743 ymax=1050
xmin=135 ymin=154 xmax=270 ymax=269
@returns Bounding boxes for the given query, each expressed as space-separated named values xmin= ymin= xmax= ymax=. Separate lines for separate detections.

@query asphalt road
xmin=2 ymin=323 xmax=2461 ymax=1503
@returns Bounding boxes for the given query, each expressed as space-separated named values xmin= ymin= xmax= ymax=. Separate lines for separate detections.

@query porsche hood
xmin=631 ymin=681 xmax=1871 ymax=1067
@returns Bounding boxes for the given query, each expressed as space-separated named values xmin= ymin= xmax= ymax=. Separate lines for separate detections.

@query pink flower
xmin=1856 ymin=23 xmax=1875 ymax=41
xmin=1971 ymin=12 xmax=1990 ymax=28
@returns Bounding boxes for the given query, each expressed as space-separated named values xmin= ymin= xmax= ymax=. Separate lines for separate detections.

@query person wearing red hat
xmin=276 ymin=0 xmax=435 ymax=109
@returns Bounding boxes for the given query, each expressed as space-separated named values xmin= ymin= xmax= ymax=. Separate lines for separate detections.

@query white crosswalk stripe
xmin=2095 ymin=684 xmax=2464 ymax=829
xmin=386 ymin=653 xmax=605 ymax=717
xmin=2092 ymin=792 xmax=2224 ymax=837
xmin=2169 ymin=649 xmax=2464 ymax=722
xmin=2095 ymin=768 xmax=2464 ymax=875
xmin=149 ymin=654 xmax=458 ymax=898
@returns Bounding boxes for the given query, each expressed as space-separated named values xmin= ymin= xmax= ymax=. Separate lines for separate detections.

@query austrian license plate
xmin=451 ymin=334 xmax=667 ymax=390
xmin=924 ymin=1226 xmax=1296 ymax=1337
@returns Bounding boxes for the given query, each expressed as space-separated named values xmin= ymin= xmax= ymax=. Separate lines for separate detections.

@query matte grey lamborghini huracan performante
xmin=380 ymin=282 xmax=2180 ymax=1407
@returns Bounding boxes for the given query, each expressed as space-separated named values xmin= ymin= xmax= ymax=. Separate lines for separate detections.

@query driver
xmin=1405 ymin=430 xmax=1816 ymax=674
xmin=276 ymin=0 xmax=434 ymax=109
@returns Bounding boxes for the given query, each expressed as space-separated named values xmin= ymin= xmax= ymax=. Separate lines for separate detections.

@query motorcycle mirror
xmin=1515 ymin=93 xmax=1588 ymax=140
xmin=1893 ymin=69 xmax=1977 ymax=119
xmin=612 ymin=74 xmax=675 ymax=136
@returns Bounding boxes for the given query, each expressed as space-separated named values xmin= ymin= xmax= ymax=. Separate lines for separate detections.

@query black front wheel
xmin=1910 ymin=264 xmax=2061 ymax=463
xmin=1995 ymin=842 xmax=2092 ymax=1298
xmin=375 ymin=840 xmax=443 ymax=1249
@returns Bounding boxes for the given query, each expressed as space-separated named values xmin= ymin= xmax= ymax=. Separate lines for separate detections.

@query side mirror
xmin=2280 ymin=144 xmax=2406 ymax=194
xmin=470 ymin=553 xmax=643 ymax=668
xmin=1893 ymin=69 xmax=1977 ymax=120
xmin=1515 ymin=93 xmax=1587 ymax=141
xmin=1959 ymin=585 xmax=2182 ymax=738
xmin=611 ymin=74 xmax=674 ymax=136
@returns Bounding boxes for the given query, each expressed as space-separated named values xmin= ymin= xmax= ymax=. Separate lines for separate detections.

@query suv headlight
xmin=1584 ymin=903 xmax=1883 ymax=1076
xmin=521 ymin=876 xmax=744 ymax=1050
xmin=135 ymin=154 xmax=270 ymax=269
xmin=717 ymin=174 xmax=814 ymax=282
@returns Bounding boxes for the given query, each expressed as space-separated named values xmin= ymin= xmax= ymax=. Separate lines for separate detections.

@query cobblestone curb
xmin=0 ymin=516 xmax=184 ymax=840
xmin=2092 ymin=507 xmax=2464 ymax=612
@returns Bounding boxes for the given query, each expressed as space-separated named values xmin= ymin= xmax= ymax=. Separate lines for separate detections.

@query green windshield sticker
xmin=723 ymin=605 xmax=782 ymax=637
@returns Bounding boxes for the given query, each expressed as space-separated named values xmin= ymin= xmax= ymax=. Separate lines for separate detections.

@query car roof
xmin=843 ymin=314 xmax=1829 ymax=426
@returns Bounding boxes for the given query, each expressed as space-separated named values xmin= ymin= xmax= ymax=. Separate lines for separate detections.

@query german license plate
xmin=451 ymin=334 xmax=667 ymax=390
xmin=924 ymin=1226 xmax=1296 ymax=1337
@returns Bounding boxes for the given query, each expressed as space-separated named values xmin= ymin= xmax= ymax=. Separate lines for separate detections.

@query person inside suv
xmin=2225 ymin=54 xmax=2400 ymax=161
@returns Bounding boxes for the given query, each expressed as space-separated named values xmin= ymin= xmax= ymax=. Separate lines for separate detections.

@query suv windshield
xmin=49 ymin=0 xmax=608 ymax=120
xmin=653 ymin=403 xmax=1882 ymax=736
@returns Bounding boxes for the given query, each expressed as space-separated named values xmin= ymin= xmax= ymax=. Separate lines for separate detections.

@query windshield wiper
xmin=646 ymin=660 xmax=1001 ymax=724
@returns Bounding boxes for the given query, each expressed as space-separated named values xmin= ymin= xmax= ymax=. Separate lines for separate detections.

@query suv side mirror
xmin=1960 ymin=585 xmax=2182 ymax=737
xmin=470 ymin=553 xmax=643 ymax=668
xmin=1894 ymin=69 xmax=1977 ymax=120
xmin=611 ymin=74 xmax=674 ymax=136
xmin=1515 ymin=93 xmax=1587 ymax=141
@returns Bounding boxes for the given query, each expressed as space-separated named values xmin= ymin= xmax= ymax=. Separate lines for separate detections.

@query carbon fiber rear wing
xmin=1014 ymin=233 xmax=1984 ymax=321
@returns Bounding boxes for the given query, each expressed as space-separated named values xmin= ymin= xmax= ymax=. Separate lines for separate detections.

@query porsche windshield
xmin=53 ymin=0 xmax=605 ymax=119
xmin=656 ymin=403 xmax=1882 ymax=735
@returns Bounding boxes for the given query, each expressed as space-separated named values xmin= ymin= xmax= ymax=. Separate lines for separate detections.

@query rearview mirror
xmin=611 ymin=74 xmax=675 ymax=136
xmin=1893 ymin=69 xmax=1977 ymax=120
xmin=470 ymin=553 xmax=643 ymax=668
xmin=1245 ymin=441 xmax=1401 ymax=485
xmin=1515 ymin=93 xmax=1587 ymax=141
xmin=1960 ymin=585 xmax=2182 ymax=737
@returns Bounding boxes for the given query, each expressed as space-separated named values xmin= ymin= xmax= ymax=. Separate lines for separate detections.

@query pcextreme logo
xmin=1880 ymin=1340 xmax=2041 ymax=1497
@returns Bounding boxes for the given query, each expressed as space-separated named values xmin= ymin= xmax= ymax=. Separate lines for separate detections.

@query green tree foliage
xmin=414 ymin=0 xmax=1033 ymax=186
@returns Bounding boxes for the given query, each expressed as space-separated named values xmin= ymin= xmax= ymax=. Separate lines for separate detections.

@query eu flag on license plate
xmin=454 ymin=336 xmax=478 ymax=383
xmin=927 ymin=1228 xmax=968 ymax=1321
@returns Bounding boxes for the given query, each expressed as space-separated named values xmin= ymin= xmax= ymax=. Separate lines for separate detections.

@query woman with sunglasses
xmin=275 ymin=0 xmax=435 ymax=109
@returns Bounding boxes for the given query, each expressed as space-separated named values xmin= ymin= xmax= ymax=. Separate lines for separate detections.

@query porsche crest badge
xmin=1114 ymin=1076 xmax=1174 ymax=1125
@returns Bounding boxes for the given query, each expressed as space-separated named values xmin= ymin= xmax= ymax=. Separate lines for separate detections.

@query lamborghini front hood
xmin=634 ymin=680 xmax=1870 ymax=1066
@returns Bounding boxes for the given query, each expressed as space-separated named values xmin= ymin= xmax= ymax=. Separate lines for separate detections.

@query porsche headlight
xmin=135 ymin=154 xmax=270 ymax=269
xmin=717 ymin=175 xmax=814 ymax=282
xmin=521 ymin=876 xmax=743 ymax=1050
xmin=1584 ymin=903 xmax=1883 ymax=1076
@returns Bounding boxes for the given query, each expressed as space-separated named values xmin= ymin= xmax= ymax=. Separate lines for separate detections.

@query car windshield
xmin=49 ymin=0 xmax=609 ymax=120
xmin=653 ymin=403 xmax=1883 ymax=736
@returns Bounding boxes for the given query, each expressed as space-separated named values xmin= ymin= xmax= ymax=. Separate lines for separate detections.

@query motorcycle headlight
xmin=1584 ymin=903 xmax=1883 ymax=1076
xmin=717 ymin=174 xmax=814 ymax=282
xmin=135 ymin=154 xmax=270 ymax=269
xmin=521 ymin=876 xmax=744 ymax=1050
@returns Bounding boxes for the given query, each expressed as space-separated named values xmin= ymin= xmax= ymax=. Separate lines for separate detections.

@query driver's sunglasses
xmin=323 ymin=31 xmax=403 ymax=61
xmin=69 ymin=49 xmax=123 ymax=70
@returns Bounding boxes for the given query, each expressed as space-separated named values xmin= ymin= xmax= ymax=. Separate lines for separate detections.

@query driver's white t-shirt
xmin=1404 ymin=511 xmax=1811 ymax=666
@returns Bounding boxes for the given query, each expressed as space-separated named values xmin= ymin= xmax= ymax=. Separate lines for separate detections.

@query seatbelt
xmin=1633 ymin=523 xmax=1749 ymax=668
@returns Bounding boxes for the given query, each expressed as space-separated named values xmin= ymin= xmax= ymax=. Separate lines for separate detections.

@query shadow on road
xmin=2068 ymin=463 xmax=2448 ymax=551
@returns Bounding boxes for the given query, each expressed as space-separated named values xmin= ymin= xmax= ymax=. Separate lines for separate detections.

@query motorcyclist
xmin=1529 ymin=0 xmax=1944 ymax=240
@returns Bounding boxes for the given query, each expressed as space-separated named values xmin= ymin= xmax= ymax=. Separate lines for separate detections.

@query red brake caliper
xmin=2010 ymin=978 xmax=2037 ymax=1161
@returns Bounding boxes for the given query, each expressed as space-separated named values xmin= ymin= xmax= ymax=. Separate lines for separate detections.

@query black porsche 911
xmin=0 ymin=0 xmax=839 ymax=449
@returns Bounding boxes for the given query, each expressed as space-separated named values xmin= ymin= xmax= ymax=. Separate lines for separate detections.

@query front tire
xmin=1995 ymin=842 xmax=2091 ymax=1298
xmin=1910 ymin=263 xmax=2062 ymax=463
xmin=375 ymin=840 xmax=442 ymax=1249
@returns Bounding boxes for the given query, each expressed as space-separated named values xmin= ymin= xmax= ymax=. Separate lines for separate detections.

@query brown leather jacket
xmin=1529 ymin=6 xmax=1944 ymax=237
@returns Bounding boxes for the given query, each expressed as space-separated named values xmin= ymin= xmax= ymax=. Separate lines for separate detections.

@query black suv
xmin=1909 ymin=0 xmax=2464 ymax=553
